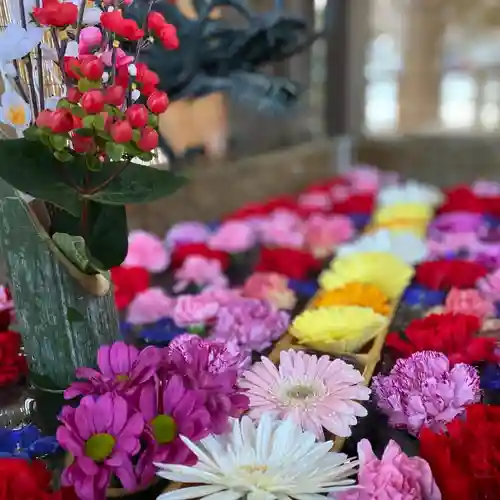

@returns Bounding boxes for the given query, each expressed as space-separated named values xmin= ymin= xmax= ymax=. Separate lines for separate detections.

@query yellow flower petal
xmin=373 ymin=203 xmax=433 ymax=225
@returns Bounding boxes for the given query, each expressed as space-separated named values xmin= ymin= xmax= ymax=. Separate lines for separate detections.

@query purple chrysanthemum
xmin=64 ymin=342 xmax=160 ymax=400
xmin=57 ymin=393 xmax=144 ymax=500
xmin=211 ymin=298 xmax=290 ymax=352
xmin=372 ymin=350 xmax=481 ymax=435
xmin=162 ymin=336 xmax=249 ymax=434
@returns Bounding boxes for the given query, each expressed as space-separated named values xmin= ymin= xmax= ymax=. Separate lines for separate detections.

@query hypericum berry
xmin=159 ymin=24 xmax=179 ymax=50
xmin=125 ymin=104 xmax=149 ymax=128
xmin=80 ymin=90 xmax=105 ymax=114
xmin=63 ymin=56 xmax=81 ymax=80
xmin=146 ymin=90 xmax=169 ymax=114
xmin=71 ymin=133 xmax=95 ymax=153
xmin=80 ymin=57 xmax=105 ymax=81
xmin=50 ymin=109 xmax=75 ymax=133
xmin=110 ymin=120 xmax=133 ymax=143
xmin=137 ymin=126 xmax=159 ymax=151
xmin=67 ymin=87 xmax=82 ymax=103
xmin=147 ymin=11 xmax=166 ymax=32
xmin=104 ymin=85 xmax=126 ymax=107
xmin=36 ymin=110 xmax=54 ymax=129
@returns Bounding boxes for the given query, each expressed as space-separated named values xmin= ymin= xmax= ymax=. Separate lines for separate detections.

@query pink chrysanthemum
xmin=239 ymin=349 xmax=370 ymax=440
xmin=162 ymin=336 xmax=249 ymax=434
xmin=372 ymin=351 xmax=480 ymax=435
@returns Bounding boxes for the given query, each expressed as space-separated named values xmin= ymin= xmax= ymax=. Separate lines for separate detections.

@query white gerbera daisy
xmin=156 ymin=414 xmax=358 ymax=500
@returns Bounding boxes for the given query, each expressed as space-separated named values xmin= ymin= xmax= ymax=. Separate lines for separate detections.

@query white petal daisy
xmin=0 ymin=23 xmax=45 ymax=63
xmin=0 ymin=90 xmax=32 ymax=132
xmin=377 ymin=181 xmax=443 ymax=207
xmin=156 ymin=414 xmax=358 ymax=500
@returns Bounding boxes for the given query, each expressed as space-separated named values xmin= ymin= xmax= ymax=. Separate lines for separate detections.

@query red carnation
xmin=415 ymin=259 xmax=488 ymax=291
xmin=332 ymin=193 xmax=375 ymax=214
xmin=480 ymin=196 xmax=500 ymax=218
xmin=438 ymin=185 xmax=484 ymax=214
xmin=0 ymin=330 xmax=27 ymax=387
xmin=110 ymin=266 xmax=150 ymax=310
xmin=100 ymin=10 xmax=144 ymax=41
xmin=170 ymin=243 xmax=230 ymax=271
xmin=420 ymin=404 xmax=500 ymax=500
xmin=255 ymin=247 xmax=322 ymax=280
xmin=386 ymin=312 xmax=496 ymax=365
xmin=33 ymin=0 xmax=78 ymax=27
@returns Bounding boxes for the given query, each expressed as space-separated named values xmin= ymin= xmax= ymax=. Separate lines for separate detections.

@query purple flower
xmin=57 ymin=393 xmax=145 ymax=500
xmin=163 ymin=336 xmax=249 ymax=434
xmin=372 ymin=351 xmax=480 ymax=435
xmin=212 ymin=298 xmax=290 ymax=352
xmin=135 ymin=375 xmax=211 ymax=485
xmin=64 ymin=342 xmax=160 ymax=400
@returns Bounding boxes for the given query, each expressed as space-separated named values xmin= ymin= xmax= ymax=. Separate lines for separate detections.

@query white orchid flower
xmin=0 ymin=90 xmax=32 ymax=133
xmin=68 ymin=0 xmax=102 ymax=25
xmin=0 ymin=23 xmax=45 ymax=63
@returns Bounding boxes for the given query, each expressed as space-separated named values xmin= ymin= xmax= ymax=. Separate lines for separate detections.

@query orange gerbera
xmin=312 ymin=282 xmax=392 ymax=316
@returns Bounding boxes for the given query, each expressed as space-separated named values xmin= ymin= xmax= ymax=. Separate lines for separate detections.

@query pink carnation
xmin=207 ymin=221 xmax=256 ymax=253
xmin=472 ymin=179 xmax=500 ymax=197
xmin=297 ymin=192 xmax=332 ymax=212
xmin=242 ymin=272 xmax=297 ymax=310
xmin=172 ymin=294 xmax=220 ymax=327
xmin=123 ymin=230 xmax=169 ymax=273
xmin=304 ymin=214 xmax=355 ymax=258
xmin=173 ymin=256 xmax=228 ymax=292
xmin=164 ymin=221 xmax=211 ymax=248
xmin=258 ymin=209 xmax=305 ymax=248
xmin=126 ymin=287 xmax=175 ymax=325
xmin=343 ymin=165 xmax=381 ymax=193
xmin=335 ymin=439 xmax=442 ymax=500
xmin=444 ymin=288 xmax=495 ymax=322
xmin=100 ymin=47 xmax=134 ymax=67
xmin=426 ymin=233 xmax=479 ymax=258
xmin=477 ymin=268 xmax=500 ymax=302
xmin=199 ymin=287 xmax=243 ymax=305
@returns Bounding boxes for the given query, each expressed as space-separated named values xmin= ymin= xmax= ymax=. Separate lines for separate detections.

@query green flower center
xmin=151 ymin=415 xmax=177 ymax=444
xmin=287 ymin=384 xmax=315 ymax=400
xmin=116 ymin=374 xmax=129 ymax=382
xmin=85 ymin=433 xmax=116 ymax=462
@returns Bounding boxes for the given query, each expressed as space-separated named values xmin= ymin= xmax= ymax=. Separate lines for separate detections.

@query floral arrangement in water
xmin=0 ymin=0 xmax=185 ymax=273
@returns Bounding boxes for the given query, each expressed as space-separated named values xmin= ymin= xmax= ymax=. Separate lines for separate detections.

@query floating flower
xmin=171 ymin=294 xmax=219 ymax=328
xmin=472 ymin=179 xmax=500 ymax=196
xmin=337 ymin=229 xmax=428 ymax=265
xmin=426 ymin=232 xmax=479 ymax=258
xmin=335 ymin=438 xmax=442 ymax=500
xmin=0 ymin=24 xmax=45 ymax=63
xmin=110 ymin=266 xmax=150 ymax=311
xmin=57 ymin=394 xmax=144 ymax=500
xmin=297 ymin=191 xmax=332 ymax=212
xmin=0 ymin=329 xmax=26 ymax=387
xmin=0 ymin=91 xmax=31 ymax=132
xmin=378 ymin=181 xmax=443 ymax=207
xmin=333 ymin=193 xmax=375 ymax=214
xmin=198 ymin=287 xmax=243 ymax=305
xmin=443 ymin=288 xmax=495 ymax=321
xmin=207 ymin=221 xmax=256 ymax=253
xmin=320 ymin=252 xmax=414 ymax=300
xmin=304 ymin=214 xmax=355 ymax=258
xmin=373 ymin=202 xmax=434 ymax=226
xmin=477 ymin=268 xmax=500 ymax=302
xmin=123 ymin=230 xmax=169 ymax=273
xmin=255 ymin=247 xmax=322 ymax=280
xmin=212 ymin=298 xmax=289 ymax=352
xmin=480 ymin=363 xmax=500 ymax=391
xmin=386 ymin=313 xmax=496 ymax=366
xmin=344 ymin=164 xmax=384 ymax=193
xmin=164 ymin=222 xmax=211 ymax=249
xmin=163 ymin=336 xmax=249 ymax=434
xmin=291 ymin=306 xmax=388 ymax=354
xmin=312 ymin=282 xmax=392 ymax=316
xmin=419 ymin=404 xmax=500 ymax=500
xmin=173 ymin=256 xmax=228 ymax=293
xmin=242 ymin=272 xmax=297 ymax=310
xmin=156 ymin=414 xmax=358 ymax=500
xmin=415 ymin=260 xmax=488 ymax=291
xmin=257 ymin=210 xmax=305 ymax=249
xmin=68 ymin=0 xmax=102 ymax=25
xmin=126 ymin=288 xmax=175 ymax=325
xmin=136 ymin=318 xmax=185 ymax=346
xmin=240 ymin=350 xmax=370 ymax=439
xmin=372 ymin=351 xmax=481 ymax=435
xmin=170 ymin=243 xmax=230 ymax=271
xmin=0 ymin=425 xmax=59 ymax=459
xmin=438 ymin=186 xmax=484 ymax=214
xmin=64 ymin=342 xmax=160 ymax=400
xmin=401 ymin=283 xmax=447 ymax=309
xmin=287 ymin=278 xmax=319 ymax=298
xmin=427 ymin=212 xmax=484 ymax=239
xmin=135 ymin=375 xmax=211 ymax=485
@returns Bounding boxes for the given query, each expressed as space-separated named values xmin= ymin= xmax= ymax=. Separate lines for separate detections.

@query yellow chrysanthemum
xmin=312 ymin=282 xmax=392 ymax=316
xmin=290 ymin=306 xmax=388 ymax=354
xmin=366 ymin=221 xmax=428 ymax=238
xmin=372 ymin=203 xmax=433 ymax=226
xmin=320 ymin=252 xmax=414 ymax=300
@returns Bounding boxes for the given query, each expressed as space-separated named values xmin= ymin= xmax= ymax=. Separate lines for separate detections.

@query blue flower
xmin=207 ymin=220 xmax=220 ymax=232
xmin=0 ymin=425 xmax=59 ymax=458
xmin=402 ymin=283 xmax=446 ymax=308
xmin=481 ymin=364 xmax=500 ymax=391
xmin=138 ymin=318 xmax=185 ymax=346
xmin=348 ymin=213 xmax=371 ymax=231
xmin=287 ymin=279 xmax=318 ymax=299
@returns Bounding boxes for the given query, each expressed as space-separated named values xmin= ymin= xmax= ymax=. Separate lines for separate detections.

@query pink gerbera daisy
xmin=239 ymin=349 xmax=370 ymax=440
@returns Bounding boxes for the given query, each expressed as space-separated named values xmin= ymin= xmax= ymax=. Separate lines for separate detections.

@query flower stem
xmin=135 ymin=0 xmax=155 ymax=64
xmin=35 ymin=0 xmax=45 ymax=111
xmin=75 ymin=0 xmax=87 ymax=42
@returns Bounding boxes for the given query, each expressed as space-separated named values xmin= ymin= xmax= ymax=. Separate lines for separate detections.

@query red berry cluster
xmin=100 ymin=10 xmax=144 ymax=41
xmin=32 ymin=0 xmax=78 ymax=28
xmin=147 ymin=12 xmax=179 ymax=49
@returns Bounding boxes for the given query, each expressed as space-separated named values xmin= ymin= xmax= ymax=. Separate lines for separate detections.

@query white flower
xmin=68 ymin=0 xmax=102 ymax=25
xmin=64 ymin=41 xmax=79 ymax=58
xmin=378 ymin=181 xmax=443 ymax=207
xmin=156 ymin=414 xmax=358 ymax=500
xmin=0 ymin=23 xmax=45 ymax=63
xmin=131 ymin=89 xmax=140 ymax=101
xmin=337 ymin=229 xmax=428 ymax=265
xmin=0 ymin=91 xmax=32 ymax=131
xmin=128 ymin=64 xmax=137 ymax=76
xmin=102 ymin=72 xmax=109 ymax=83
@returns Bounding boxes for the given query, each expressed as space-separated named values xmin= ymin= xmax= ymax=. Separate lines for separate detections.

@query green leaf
xmin=77 ymin=78 xmax=100 ymax=92
xmin=105 ymin=142 xmax=125 ymax=161
xmin=86 ymin=163 xmax=187 ymax=205
xmin=53 ymin=150 xmax=74 ymax=162
xmin=71 ymin=106 xmax=86 ymax=118
xmin=132 ymin=129 xmax=141 ymax=142
xmin=57 ymin=98 xmax=71 ymax=109
xmin=67 ymin=306 xmax=85 ymax=324
xmin=139 ymin=151 xmax=154 ymax=162
xmin=23 ymin=126 xmax=41 ymax=141
xmin=85 ymin=155 xmax=101 ymax=171
xmin=93 ymin=115 xmax=105 ymax=131
xmin=74 ymin=128 xmax=94 ymax=137
xmin=148 ymin=114 xmax=158 ymax=128
xmin=0 ymin=139 xmax=82 ymax=216
xmin=83 ymin=115 xmax=94 ymax=129
xmin=50 ymin=134 xmax=68 ymax=151
xmin=52 ymin=232 xmax=98 ymax=274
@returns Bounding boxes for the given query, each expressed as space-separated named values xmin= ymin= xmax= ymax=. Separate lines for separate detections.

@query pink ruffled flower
xmin=57 ymin=393 xmax=145 ymax=500
xmin=472 ymin=179 xmax=500 ymax=197
xmin=304 ymin=214 xmax=355 ymax=258
xmin=135 ymin=375 xmax=211 ymax=485
xmin=173 ymin=256 xmax=228 ymax=293
xmin=0 ymin=286 xmax=13 ymax=313
xmin=372 ymin=351 xmax=480 ymax=435
xmin=123 ymin=230 xmax=169 ymax=273
xmin=100 ymin=48 xmax=134 ymax=67
xmin=297 ymin=192 xmax=332 ymax=212
xmin=335 ymin=439 xmax=442 ymax=500
xmin=126 ymin=287 xmax=175 ymax=325
xmin=343 ymin=165 xmax=381 ymax=193
xmin=207 ymin=221 xmax=256 ymax=253
xmin=199 ymin=287 xmax=243 ymax=305
xmin=172 ymin=294 xmax=220 ymax=327
xmin=79 ymin=27 xmax=102 ymax=54
xmin=64 ymin=342 xmax=160 ymax=400
xmin=426 ymin=232 xmax=479 ymax=258
xmin=258 ymin=209 xmax=305 ymax=248
xmin=330 ymin=184 xmax=350 ymax=202
xmin=242 ymin=272 xmax=297 ymax=310
xmin=164 ymin=222 xmax=211 ymax=249
xmin=444 ymin=288 xmax=495 ymax=322
xmin=212 ymin=298 xmax=290 ymax=351
xmin=477 ymin=268 xmax=500 ymax=302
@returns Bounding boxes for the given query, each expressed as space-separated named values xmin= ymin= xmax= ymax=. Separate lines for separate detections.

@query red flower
xmin=170 ymin=243 xmax=230 ymax=271
xmin=419 ymin=404 xmax=500 ymax=500
xmin=0 ymin=330 xmax=26 ymax=387
xmin=415 ymin=260 xmax=488 ymax=291
xmin=33 ymin=0 xmax=78 ymax=27
xmin=255 ymin=247 xmax=321 ymax=280
xmin=332 ymin=193 xmax=375 ymax=214
xmin=100 ymin=10 xmax=144 ymax=41
xmin=0 ymin=286 xmax=13 ymax=331
xmin=110 ymin=266 xmax=150 ymax=310
xmin=438 ymin=186 xmax=484 ymax=214
xmin=225 ymin=196 xmax=299 ymax=221
xmin=480 ymin=196 xmax=500 ymax=218
xmin=386 ymin=312 xmax=496 ymax=365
